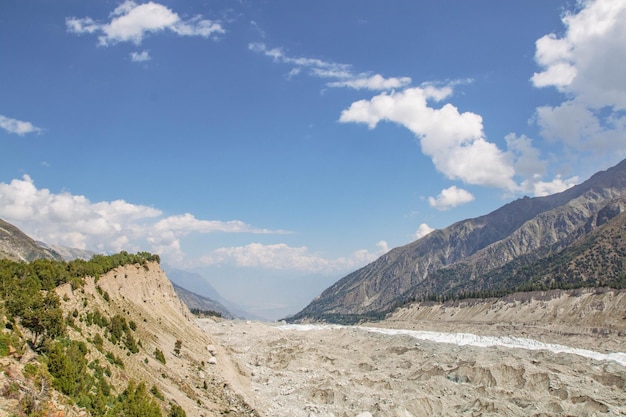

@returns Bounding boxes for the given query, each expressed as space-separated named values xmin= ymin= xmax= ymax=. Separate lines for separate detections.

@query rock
xmin=208 ymin=356 xmax=217 ymax=365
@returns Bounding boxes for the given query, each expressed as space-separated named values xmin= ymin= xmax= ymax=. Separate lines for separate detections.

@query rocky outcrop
xmin=292 ymin=158 xmax=626 ymax=321
xmin=0 ymin=218 xmax=62 ymax=262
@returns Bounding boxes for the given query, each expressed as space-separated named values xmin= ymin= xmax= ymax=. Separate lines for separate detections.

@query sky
xmin=1 ymin=0 xmax=626 ymax=320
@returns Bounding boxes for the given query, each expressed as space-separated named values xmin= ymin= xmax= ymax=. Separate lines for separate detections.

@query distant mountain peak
xmin=0 ymin=218 xmax=63 ymax=262
xmin=290 ymin=158 xmax=626 ymax=323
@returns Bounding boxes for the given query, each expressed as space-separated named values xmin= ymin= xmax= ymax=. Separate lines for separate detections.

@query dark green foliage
xmin=92 ymin=333 xmax=104 ymax=351
xmin=169 ymin=403 xmax=186 ymax=417
xmin=105 ymin=351 xmax=125 ymax=368
xmin=86 ymin=310 xmax=109 ymax=328
xmin=108 ymin=315 xmax=128 ymax=345
xmin=154 ymin=348 xmax=166 ymax=364
xmin=107 ymin=314 xmax=139 ymax=353
xmin=45 ymin=339 xmax=92 ymax=398
xmin=107 ymin=380 xmax=162 ymax=417
xmin=189 ymin=308 xmax=222 ymax=318
xmin=0 ymin=333 xmax=10 ymax=356
xmin=150 ymin=384 xmax=165 ymax=400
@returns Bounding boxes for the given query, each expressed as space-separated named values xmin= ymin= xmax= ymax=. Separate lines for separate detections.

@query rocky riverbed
xmin=199 ymin=318 xmax=626 ymax=417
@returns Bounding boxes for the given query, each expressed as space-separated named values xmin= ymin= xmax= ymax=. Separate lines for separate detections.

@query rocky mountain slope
xmin=172 ymin=282 xmax=236 ymax=319
xmin=38 ymin=241 xmax=97 ymax=261
xmin=0 ymin=258 xmax=257 ymax=416
xmin=0 ymin=218 xmax=63 ymax=262
xmin=292 ymin=158 xmax=626 ymax=322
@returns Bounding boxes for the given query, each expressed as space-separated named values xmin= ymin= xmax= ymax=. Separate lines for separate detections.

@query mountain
xmin=0 ymin=218 xmax=63 ymax=262
xmin=171 ymin=281 xmax=236 ymax=319
xmin=37 ymin=241 xmax=97 ymax=261
xmin=291 ymin=158 xmax=626 ymax=323
xmin=164 ymin=266 xmax=264 ymax=320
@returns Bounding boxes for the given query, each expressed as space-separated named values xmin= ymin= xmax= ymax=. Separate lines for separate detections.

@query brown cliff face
xmin=54 ymin=262 xmax=258 ymax=416
xmin=292 ymin=158 xmax=626 ymax=322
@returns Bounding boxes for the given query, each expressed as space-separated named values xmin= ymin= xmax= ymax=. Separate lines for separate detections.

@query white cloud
xmin=0 ymin=115 xmax=42 ymax=136
xmin=414 ymin=223 xmax=435 ymax=240
xmin=66 ymin=1 xmax=224 ymax=47
xmin=535 ymin=100 xmax=626 ymax=155
xmin=531 ymin=0 xmax=626 ymax=163
xmin=130 ymin=50 xmax=151 ymax=62
xmin=200 ymin=240 xmax=389 ymax=273
xmin=249 ymin=42 xmax=411 ymax=91
xmin=428 ymin=186 xmax=475 ymax=211
xmin=0 ymin=175 xmax=285 ymax=264
xmin=532 ymin=0 xmax=626 ymax=109
xmin=521 ymin=174 xmax=579 ymax=197
xmin=504 ymin=133 xmax=547 ymax=180
xmin=327 ymin=74 xmax=412 ymax=90
xmin=339 ymin=85 xmax=517 ymax=190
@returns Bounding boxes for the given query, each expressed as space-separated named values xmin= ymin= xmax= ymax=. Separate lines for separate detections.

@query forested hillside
xmin=0 ymin=252 xmax=255 ymax=417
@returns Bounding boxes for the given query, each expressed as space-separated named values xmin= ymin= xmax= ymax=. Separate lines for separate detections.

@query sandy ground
xmin=199 ymin=319 xmax=626 ymax=417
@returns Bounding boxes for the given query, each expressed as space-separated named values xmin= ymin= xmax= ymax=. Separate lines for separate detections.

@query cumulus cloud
xmin=66 ymin=1 xmax=224 ymax=47
xmin=414 ymin=223 xmax=435 ymax=240
xmin=520 ymin=174 xmax=579 ymax=197
xmin=0 ymin=115 xmax=42 ymax=136
xmin=532 ymin=0 xmax=626 ymax=159
xmin=428 ymin=186 xmax=475 ymax=211
xmin=130 ymin=50 xmax=151 ymax=62
xmin=0 ymin=175 xmax=285 ymax=264
xmin=200 ymin=240 xmax=389 ymax=273
xmin=249 ymin=42 xmax=411 ymax=91
xmin=339 ymin=84 xmax=517 ymax=190
xmin=532 ymin=0 xmax=626 ymax=107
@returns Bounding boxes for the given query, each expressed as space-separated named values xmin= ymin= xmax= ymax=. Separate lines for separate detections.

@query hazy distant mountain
xmin=164 ymin=266 xmax=263 ymax=320
xmin=291 ymin=158 xmax=626 ymax=323
xmin=37 ymin=241 xmax=97 ymax=261
xmin=0 ymin=218 xmax=63 ymax=262
xmin=171 ymin=282 xmax=236 ymax=319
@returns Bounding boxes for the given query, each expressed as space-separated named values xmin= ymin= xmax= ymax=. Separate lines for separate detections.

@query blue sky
xmin=2 ymin=0 xmax=626 ymax=319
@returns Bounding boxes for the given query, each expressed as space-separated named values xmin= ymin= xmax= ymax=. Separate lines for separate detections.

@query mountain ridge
xmin=0 ymin=218 xmax=63 ymax=262
xmin=291 ymin=158 xmax=626 ymax=322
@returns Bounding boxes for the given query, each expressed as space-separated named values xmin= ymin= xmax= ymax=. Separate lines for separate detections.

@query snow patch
xmin=280 ymin=324 xmax=626 ymax=367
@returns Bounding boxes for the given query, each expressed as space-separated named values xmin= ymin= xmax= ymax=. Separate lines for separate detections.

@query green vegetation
xmin=107 ymin=380 xmax=163 ymax=417
xmin=0 ymin=251 xmax=179 ymax=416
xmin=189 ymin=308 xmax=222 ymax=318
xmin=169 ymin=403 xmax=187 ymax=417
xmin=154 ymin=348 xmax=166 ymax=364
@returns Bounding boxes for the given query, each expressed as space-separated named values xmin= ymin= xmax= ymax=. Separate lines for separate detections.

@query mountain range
xmin=290 ymin=158 xmax=626 ymax=323
xmin=0 ymin=219 xmax=238 ymax=319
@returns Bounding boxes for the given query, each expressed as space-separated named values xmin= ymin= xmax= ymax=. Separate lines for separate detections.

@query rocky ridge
xmin=293 ymin=158 xmax=626 ymax=321
xmin=0 ymin=218 xmax=62 ymax=262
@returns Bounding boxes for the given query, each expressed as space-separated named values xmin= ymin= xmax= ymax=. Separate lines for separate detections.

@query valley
xmin=202 ymin=290 xmax=626 ymax=416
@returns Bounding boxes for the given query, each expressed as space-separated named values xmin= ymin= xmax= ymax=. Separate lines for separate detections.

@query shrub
xmin=154 ymin=348 xmax=166 ymax=365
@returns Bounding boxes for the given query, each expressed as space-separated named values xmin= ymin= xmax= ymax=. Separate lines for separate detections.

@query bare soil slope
xmin=55 ymin=262 xmax=257 ymax=416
